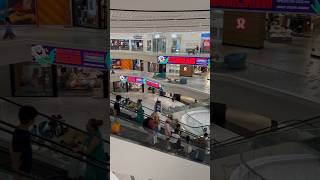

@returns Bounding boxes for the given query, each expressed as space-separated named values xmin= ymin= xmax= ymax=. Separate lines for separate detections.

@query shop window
xmin=113 ymin=81 xmax=127 ymax=92
xmin=153 ymin=38 xmax=166 ymax=53
xmin=57 ymin=65 xmax=103 ymax=97
xmin=133 ymin=59 xmax=143 ymax=71
xmin=148 ymin=62 xmax=159 ymax=72
xmin=171 ymin=37 xmax=181 ymax=53
xmin=111 ymin=39 xmax=129 ymax=50
xmin=12 ymin=62 xmax=54 ymax=97
xmin=131 ymin=40 xmax=143 ymax=51
xmin=73 ymin=0 xmax=106 ymax=28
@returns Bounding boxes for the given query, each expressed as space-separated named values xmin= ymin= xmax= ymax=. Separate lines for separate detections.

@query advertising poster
xmin=211 ymin=0 xmax=320 ymax=14
xmin=8 ymin=0 xmax=36 ymax=24
xmin=31 ymin=45 xmax=109 ymax=69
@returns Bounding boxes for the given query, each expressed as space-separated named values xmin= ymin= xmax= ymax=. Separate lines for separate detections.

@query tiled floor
xmin=214 ymin=35 xmax=320 ymax=103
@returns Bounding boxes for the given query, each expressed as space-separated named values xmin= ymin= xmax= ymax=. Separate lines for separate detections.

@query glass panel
xmin=57 ymin=65 xmax=103 ymax=97
xmin=110 ymin=39 xmax=130 ymax=50
xmin=131 ymin=40 xmax=143 ymax=51
xmin=73 ymin=0 xmax=100 ymax=28
xmin=13 ymin=62 xmax=54 ymax=97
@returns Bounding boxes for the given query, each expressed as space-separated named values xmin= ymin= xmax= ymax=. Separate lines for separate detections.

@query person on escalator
xmin=76 ymin=119 xmax=107 ymax=180
xmin=114 ymin=95 xmax=122 ymax=116
xmin=10 ymin=106 xmax=38 ymax=177
xmin=136 ymin=99 xmax=144 ymax=125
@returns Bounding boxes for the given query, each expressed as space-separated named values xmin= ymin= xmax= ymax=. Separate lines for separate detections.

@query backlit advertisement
xmin=8 ymin=0 xmax=36 ymax=24
xmin=158 ymin=56 xmax=209 ymax=66
xmin=119 ymin=76 xmax=161 ymax=89
xmin=211 ymin=0 xmax=319 ymax=14
xmin=31 ymin=45 xmax=109 ymax=69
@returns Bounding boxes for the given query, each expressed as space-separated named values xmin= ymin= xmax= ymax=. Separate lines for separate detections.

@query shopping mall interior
xmin=211 ymin=5 xmax=320 ymax=180
xmin=0 ymin=0 xmax=210 ymax=180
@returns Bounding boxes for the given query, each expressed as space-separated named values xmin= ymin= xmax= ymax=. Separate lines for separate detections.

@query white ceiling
xmin=110 ymin=0 xmax=210 ymax=33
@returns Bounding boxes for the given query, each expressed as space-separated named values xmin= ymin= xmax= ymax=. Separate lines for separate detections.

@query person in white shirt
xmin=169 ymin=129 xmax=180 ymax=152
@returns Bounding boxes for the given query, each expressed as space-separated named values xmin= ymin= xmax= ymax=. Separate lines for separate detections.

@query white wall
xmin=111 ymin=136 xmax=210 ymax=180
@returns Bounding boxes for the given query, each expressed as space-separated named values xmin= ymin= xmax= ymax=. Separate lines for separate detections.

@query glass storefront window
xmin=73 ymin=0 xmax=106 ymax=28
xmin=133 ymin=59 xmax=143 ymax=71
xmin=148 ymin=62 xmax=159 ymax=72
xmin=131 ymin=40 xmax=143 ymax=51
xmin=113 ymin=81 xmax=127 ymax=92
xmin=111 ymin=39 xmax=129 ymax=50
xmin=171 ymin=35 xmax=181 ymax=53
xmin=128 ymin=83 xmax=143 ymax=93
xmin=153 ymin=38 xmax=166 ymax=53
xmin=12 ymin=62 xmax=54 ymax=97
xmin=57 ymin=65 xmax=103 ymax=97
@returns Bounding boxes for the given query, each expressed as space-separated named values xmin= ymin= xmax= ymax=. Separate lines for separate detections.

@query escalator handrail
xmin=0 ymin=125 xmax=109 ymax=171
xmin=111 ymin=99 xmax=210 ymax=129
xmin=0 ymin=97 xmax=110 ymax=144
xmin=110 ymin=99 xmax=208 ymax=140
xmin=0 ymin=119 xmax=109 ymax=167
xmin=212 ymin=115 xmax=320 ymax=147
xmin=111 ymin=115 xmax=210 ymax=152
xmin=110 ymin=92 xmax=210 ymax=128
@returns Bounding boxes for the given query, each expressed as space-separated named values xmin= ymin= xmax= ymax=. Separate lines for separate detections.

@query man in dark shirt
xmin=11 ymin=106 xmax=38 ymax=175
xmin=114 ymin=95 xmax=122 ymax=116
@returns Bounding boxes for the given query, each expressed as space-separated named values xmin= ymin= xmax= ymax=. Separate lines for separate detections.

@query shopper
xmin=184 ymin=136 xmax=193 ymax=157
xmin=136 ymin=99 xmax=144 ymax=125
xmin=80 ymin=119 xmax=107 ymax=180
xmin=169 ymin=129 xmax=181 ymax=153
xmin=175 ymin=123 xmax=182 ymax=136
xmin=154 ymin=100 xmax=161 ymax=113
xmin=164 ymin=116 xmax=172 ymax=150
xmin=10 ymin=106 xmax=38 ymax=177
xmin=114 ymin=95 xmax=122 ymax=116
xmin=3 ymin=17 xmax=16 ymax=40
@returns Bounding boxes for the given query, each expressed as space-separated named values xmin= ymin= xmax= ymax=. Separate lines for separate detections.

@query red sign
xmin=127 ymin=76 xmax=144 ymax=84
xmin=167 ymin=57 xmax=196 ymax=65
xmin=55 ymin=48 xmax=81 ymax=65
xmin=211 ymin=0 xmax=273 ymax=9
xmin=146 ymin=80 xmax=160 ymax=89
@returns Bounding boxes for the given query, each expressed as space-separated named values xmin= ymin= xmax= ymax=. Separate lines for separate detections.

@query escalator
xmin=0 ymin=120 xmax=109 ymax=180
xmin=0 ymin=97 xmax=109 ymax=179
xmin=211 ymin=115 xmax=320 ymax=160
xmin=110 ymin=100 xmax=210 ymax=165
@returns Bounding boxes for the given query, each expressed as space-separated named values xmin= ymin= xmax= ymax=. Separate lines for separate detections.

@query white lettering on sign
xmin=236 ymin=17 xmax=246 ymax=30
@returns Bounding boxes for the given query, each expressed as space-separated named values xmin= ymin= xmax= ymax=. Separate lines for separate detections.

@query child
xmin=3 ymin=17 xmax=16 ymax=40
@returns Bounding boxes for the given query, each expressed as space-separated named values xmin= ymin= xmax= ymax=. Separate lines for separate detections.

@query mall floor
xmin=0 ymin=26 xmax=106 ymax=48
xmin=214 ymin=34 xmax=320 ymax=103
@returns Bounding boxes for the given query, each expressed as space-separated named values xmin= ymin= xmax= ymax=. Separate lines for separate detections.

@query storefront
xmin=153 ymin=36 xmax=166 ymax=53
xmin=133 ymin=59 xmax=143 ymax=71
xmin=166 ymin=64 xmax=180 ymax=76
xmin=131 ymin=38 xmax=143 ymax=51
xmin=111 ymin=39 xmax=130 ymax=50
xmin=113 ymin=81 xmax=128 ymax=92
xmin=112 ymin=59 xmax=121 ymax=69
xmin=171 ymin=34 xmax=182 ymax=53
xmin=72 ymin=0 xmax=107 ymax=28
xmin=11 ymin=62 xmax=54 ymax=97
xmin=148 ymin=62 xmax=159 ymax=72
xmin=11 ymin=63 xmax=108 ymax=97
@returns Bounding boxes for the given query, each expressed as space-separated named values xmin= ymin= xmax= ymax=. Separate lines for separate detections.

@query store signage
xmin=211 ymin=0 xmax=318 ymax=14
xmin=133 ymin=35 xmax=143 ymax=39
xmin=31 ymin=45 xmax=109 ymax=69
xmin=201 ymin=33 xmax=210 ymax=39
xmin=236 ymin=17 xmax=246 ymax=30
xmin=158 ymin=56 xmax=209 ymax=66
xmin=119 ymin=76 xmax=161 ymax=89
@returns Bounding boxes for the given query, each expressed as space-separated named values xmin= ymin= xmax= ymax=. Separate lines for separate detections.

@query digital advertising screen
xmin=211 ymin=0 xmax=319 ymax=14
xmin=31 ymin=45 xmax=109 ymax=69
xmin=158 ymin=56 xmax=209 ymax=66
